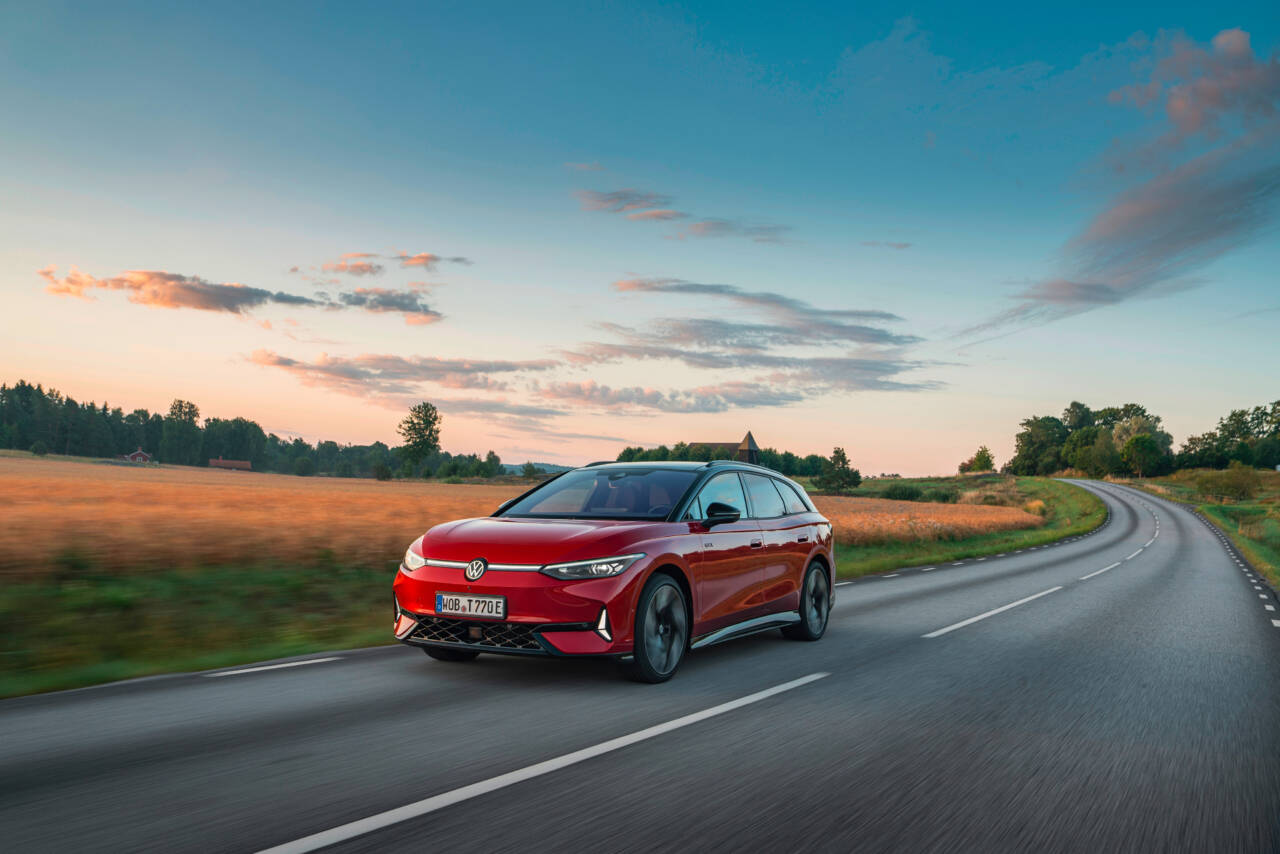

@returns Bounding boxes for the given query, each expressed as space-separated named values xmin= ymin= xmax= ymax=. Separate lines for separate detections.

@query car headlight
xmin=402 ymin=538 xmax=428 ymax=572
xmin=540 ymin=553 xmax=645 ymax=580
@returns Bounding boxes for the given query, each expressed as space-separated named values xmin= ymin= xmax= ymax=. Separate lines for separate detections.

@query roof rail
xmin=583 ymin=460 xmax=616 ymax=467
xmin=704 ymin=459 xmax=775 ymax=472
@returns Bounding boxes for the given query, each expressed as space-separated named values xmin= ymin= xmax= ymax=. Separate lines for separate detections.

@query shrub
xmin=293 ymin=457 xmax=316 ymax=477
xmin=29 ymin=440 xmax=49 ymax=456
xmin=883 ymin=483 xmax=923 ymax=501
xmin=372 ymin=463 xmax=392 ymax=481
xmin=921 ymin=488 xmax=956 ymax=503
xmin=443 ymin=475 xmax=463 ymax=484
xmin=1196 ymin=462 xmax=1260 ymax=501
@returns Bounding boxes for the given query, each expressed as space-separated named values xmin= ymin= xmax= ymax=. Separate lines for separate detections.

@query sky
xmin=2 ymin=0 xmax=1278 ymax=474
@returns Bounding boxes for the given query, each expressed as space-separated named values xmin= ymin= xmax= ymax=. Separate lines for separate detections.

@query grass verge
xmin=834 ymin=477 xmax=1106 ymax=579
xmin=0 ymin=563 xmax=393 ymax=699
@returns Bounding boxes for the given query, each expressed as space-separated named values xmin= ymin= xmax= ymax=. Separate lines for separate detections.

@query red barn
xmin=122 ymin=448 xmax=152 ymax=463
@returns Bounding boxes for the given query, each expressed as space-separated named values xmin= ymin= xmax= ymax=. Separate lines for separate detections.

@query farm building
xmin=121 ymin=448 xmax=152 ymax=463
xmin=688 ymin=431 xmax=761 ymax=465
xmin=209 ymin=457 xmax=252 ymax=471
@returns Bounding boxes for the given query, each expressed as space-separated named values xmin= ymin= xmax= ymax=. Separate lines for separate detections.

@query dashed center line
xmin=922 ymin=587 xmax=1063 ymax=639
xmin=1125 ymin=548 xmax=1144 ymax=560
xmin=1080 ymin=562 xmax=1121 ymax=581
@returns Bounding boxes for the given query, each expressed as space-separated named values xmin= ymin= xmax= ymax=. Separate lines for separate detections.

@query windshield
xmin=500 ymin=468 xmax=700 ymax=520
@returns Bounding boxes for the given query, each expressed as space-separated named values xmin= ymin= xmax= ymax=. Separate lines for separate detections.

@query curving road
xmin=3 ymin=481 xmax=1279 ymax=852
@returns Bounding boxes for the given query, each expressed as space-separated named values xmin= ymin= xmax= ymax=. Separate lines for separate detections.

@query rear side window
xmin=776 ymin=479 xmax=811 ymax=515
xmin=743 ymin=473 xmax=787 ymax=519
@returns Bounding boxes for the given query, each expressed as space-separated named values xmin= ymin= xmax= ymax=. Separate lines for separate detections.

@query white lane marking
xmin=976 ymin=557 xmax=987 ymax=562
xmin=1125 ymin=549 xmax=1144 ymax=560
xmin=952 ymin=562 xmax=965 ymax=566
xmin=1080 ymin=562 xmax=1121 ymax=581
xmin=835 ymin=581 xmax=853 ymax=587
xmin=921 ymin=566 xmax=936 ymax=572
xmin=1266 ymin=605 xmax=1275 ymax=612
xmin=1261 ymin=594 xmax=1269 ymax=599
xmin=205 ymin=657 xmax=341 ymax=678
xmin=255 ymin=672 xmax=831 ymax=854
xmin=922 ymin=587 xmax=1063 ymax=639
xmin=882 ymin=574 xmax=900 ymax=578
xmin=1144 ymin=539 xmax=1155 ymax=547
xmin=1273 ymin=620 xmax=1280 ymax=628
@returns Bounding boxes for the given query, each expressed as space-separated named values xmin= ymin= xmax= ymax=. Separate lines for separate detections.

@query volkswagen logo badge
xmin=465 ymin=558 xmax=488 ymax=581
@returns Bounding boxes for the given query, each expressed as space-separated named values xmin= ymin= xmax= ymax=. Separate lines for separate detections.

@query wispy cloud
xmin=321 ymin=252 xmax=385 ymax=276
xmin=248 ymin=350 xmax=559 ymax=397
xmin=576 ymin=188 xmax=791 ymax=243
xmin=861 ymin=241 xmax=913 ymax=250
xmin=576 ymin=189 xmax=673 ymax=213
xmin=539 ymin=379 xmax=807 ymax=413
xmin=40 ymin=266 xmax=446 ymax=325
xmin=394 ymin=252 xmax=472 ymax=270
xmin=564 ymin=161 xmax=604 ymax=171
xmin=966 ymin=28 xmax=1280 ymax=336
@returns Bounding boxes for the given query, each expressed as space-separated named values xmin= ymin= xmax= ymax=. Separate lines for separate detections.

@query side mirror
xmin=704 ymin=501 xmax=741 ymax=528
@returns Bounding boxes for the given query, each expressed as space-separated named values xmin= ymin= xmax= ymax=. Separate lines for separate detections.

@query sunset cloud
xmin=578 ymin=188 xmax=792 ymax=243
xmin=395 ymin=252 xmax=472 ymax=270
xmin=967 ymin=27 xmax=1280 ymax=336
xmin=539 ymin=380 xmax=806 ymax=413
xmin=673 ymin=219 xmax=791 ymax=244
xmin=626 ymin=209 xmax=687 ymax=221
xmin=40 ymin=266 xmax=446 ymax=325
xmin=249 ymin=350 xmax=559 ymax=396
xmin=321 ymin=252 xmax=384 ymax=276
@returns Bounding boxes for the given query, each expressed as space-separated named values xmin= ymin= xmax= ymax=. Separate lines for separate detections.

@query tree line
xmin=0 ymin=380 xmax=505 ymax=479
xmin=616 ymin=442 xmax=830 ymax=477
xmin=1007 ymin=399 xmax=1280 ymax=478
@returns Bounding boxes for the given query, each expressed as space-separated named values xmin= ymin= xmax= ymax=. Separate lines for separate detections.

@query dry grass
xmin=813 ymin=495 xmax=1043 ymax=547
xmin=0 ymin=455 xmax=1045 ymax=575
xmin=0 ymin=455 xmax=526 ymax=575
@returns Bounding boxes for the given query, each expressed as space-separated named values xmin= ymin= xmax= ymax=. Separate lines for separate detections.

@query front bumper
xmin=393 ymin=563 xmax=640 ymax=657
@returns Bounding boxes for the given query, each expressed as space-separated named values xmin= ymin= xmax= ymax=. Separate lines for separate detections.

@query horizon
xmin=3 ymin=3 xmax=1278 ymax=475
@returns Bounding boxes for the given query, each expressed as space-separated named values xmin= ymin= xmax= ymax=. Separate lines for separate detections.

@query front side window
xmin=689 ymin=472 xmax=747 ymax=518
xmin=743 ymin=473 xmax=787 ymax=518
xmin=501 ymin=468 xmax=698 ymax=520
xmin=776 ymin=479 xmax=811 ymax=514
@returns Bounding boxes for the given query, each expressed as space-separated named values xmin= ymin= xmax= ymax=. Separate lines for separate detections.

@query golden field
xmin=0 ymin=454 xmax=1043 ymax=575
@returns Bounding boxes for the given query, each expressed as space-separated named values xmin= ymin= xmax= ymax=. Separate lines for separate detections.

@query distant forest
xmin=0 ymin=380 xmax=505 ymax=479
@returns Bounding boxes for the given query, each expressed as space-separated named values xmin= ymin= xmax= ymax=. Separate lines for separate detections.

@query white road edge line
xmin=255 ymin=672 xmax=831 ymax=854
xmin=1080 ymin=562 xmax=1121 ymax=581
xmin=922 ymin=587 xmax=1063 ymax=639
xmin=205 ymin=657 xmax=342 ymax=678
xmin=1125 ymin=548 xmax=1143 ymax=560
xmin=921 ymin=566 xmax=936 ymax=572
xmin=835 ymin=581 xmax=853 ymax=587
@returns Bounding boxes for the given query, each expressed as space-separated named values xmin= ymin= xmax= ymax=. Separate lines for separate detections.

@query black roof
xmin=581 ymin=459 xmax=782 ymax=475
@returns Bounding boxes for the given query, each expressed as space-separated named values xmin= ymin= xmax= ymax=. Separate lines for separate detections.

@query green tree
xmin=521 ymin=461 xmax=541 ymax=478
xmin=397 ymin=402 xmax=442 ymax=465
xmin=1008 ymin=416 xmax=1068 ymax=475
xmin=1121 ymin=433 xmax=1161 ymax=478
xmin=813 ymin=447 xmax=861 ymax=493
xmin=1061 ymin=401 xmax=1094 ymax=432
xmin=294 ymin=457 xmax=316 ymax=476
xmin=959 ymin=445 xmax=995 ymax=473
xmin=160 ymin=399 xmax=202 ymax=465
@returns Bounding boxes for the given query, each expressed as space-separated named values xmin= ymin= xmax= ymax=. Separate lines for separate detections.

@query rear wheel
xmin=422 ymin=646 xmax=480 ymax=662
xmin=782 ymin=563 xmax=830 ymax=641
xmin=622 ymin=575 xmax=689 ymax=683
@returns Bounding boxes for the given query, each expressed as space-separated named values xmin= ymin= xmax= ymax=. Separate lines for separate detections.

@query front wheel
xmin=621 ymin=575 xmax=689 ymax=683
xmin=782 ymin=563 xmax=830 ymax=641
xmin=422 ymin=646 xmax=480 ymax=662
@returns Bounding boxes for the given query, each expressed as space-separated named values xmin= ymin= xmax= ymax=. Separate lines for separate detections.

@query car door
xmin=686 ymin=472 xmax=763 ymax=632
xmin=741 ymin=473 xmax=804 ymax=613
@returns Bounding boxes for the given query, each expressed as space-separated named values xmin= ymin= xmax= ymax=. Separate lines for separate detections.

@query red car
xmin=393 ymin=460 xmax=834 ymax=682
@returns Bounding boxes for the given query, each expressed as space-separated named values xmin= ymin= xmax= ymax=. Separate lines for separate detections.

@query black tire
xmin=422 ymin=646 xmax=480 ymax=662
xmin=782 ymin=563 xmax=830 ymax=641
xmin=621 ymin=574 xmax=689 ymax=683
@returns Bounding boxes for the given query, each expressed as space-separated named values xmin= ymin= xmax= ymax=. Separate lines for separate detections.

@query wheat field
xmin=0 ymin=455 xmax=1043 ymax=575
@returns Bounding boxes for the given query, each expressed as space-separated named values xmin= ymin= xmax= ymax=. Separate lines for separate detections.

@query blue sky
xmin=2 ymin=1 xmax=1277 ymax=472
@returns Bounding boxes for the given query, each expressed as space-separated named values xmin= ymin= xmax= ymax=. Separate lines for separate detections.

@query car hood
xmin=420 ymin=516 xmax=667 ymax=565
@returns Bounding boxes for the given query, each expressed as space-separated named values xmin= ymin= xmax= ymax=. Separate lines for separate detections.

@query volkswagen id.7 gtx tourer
xmin=393 ymin=460 xmax=833 ymax=682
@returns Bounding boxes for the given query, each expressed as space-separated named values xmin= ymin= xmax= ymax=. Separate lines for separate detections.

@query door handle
xmin=750 ymin=539 xmax=764 ymax=549
xmin=797 ymin=535 xmax=809 ymax=543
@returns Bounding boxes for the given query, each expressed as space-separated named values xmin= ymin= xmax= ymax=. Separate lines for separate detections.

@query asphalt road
xmin=4 ymin=481 xmax=1280 ymax=852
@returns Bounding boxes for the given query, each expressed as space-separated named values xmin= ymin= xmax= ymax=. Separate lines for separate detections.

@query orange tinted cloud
xmin=321 ymin=252 xmax=384 ymax=276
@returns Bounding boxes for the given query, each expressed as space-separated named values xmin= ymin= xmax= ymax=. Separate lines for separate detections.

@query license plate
xmin=435 ymin=592 xmax=506 ymax=619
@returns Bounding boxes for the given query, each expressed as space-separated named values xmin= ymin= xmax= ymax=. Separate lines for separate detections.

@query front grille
xmin=407 ymin=614 xmax=544 ymax=651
